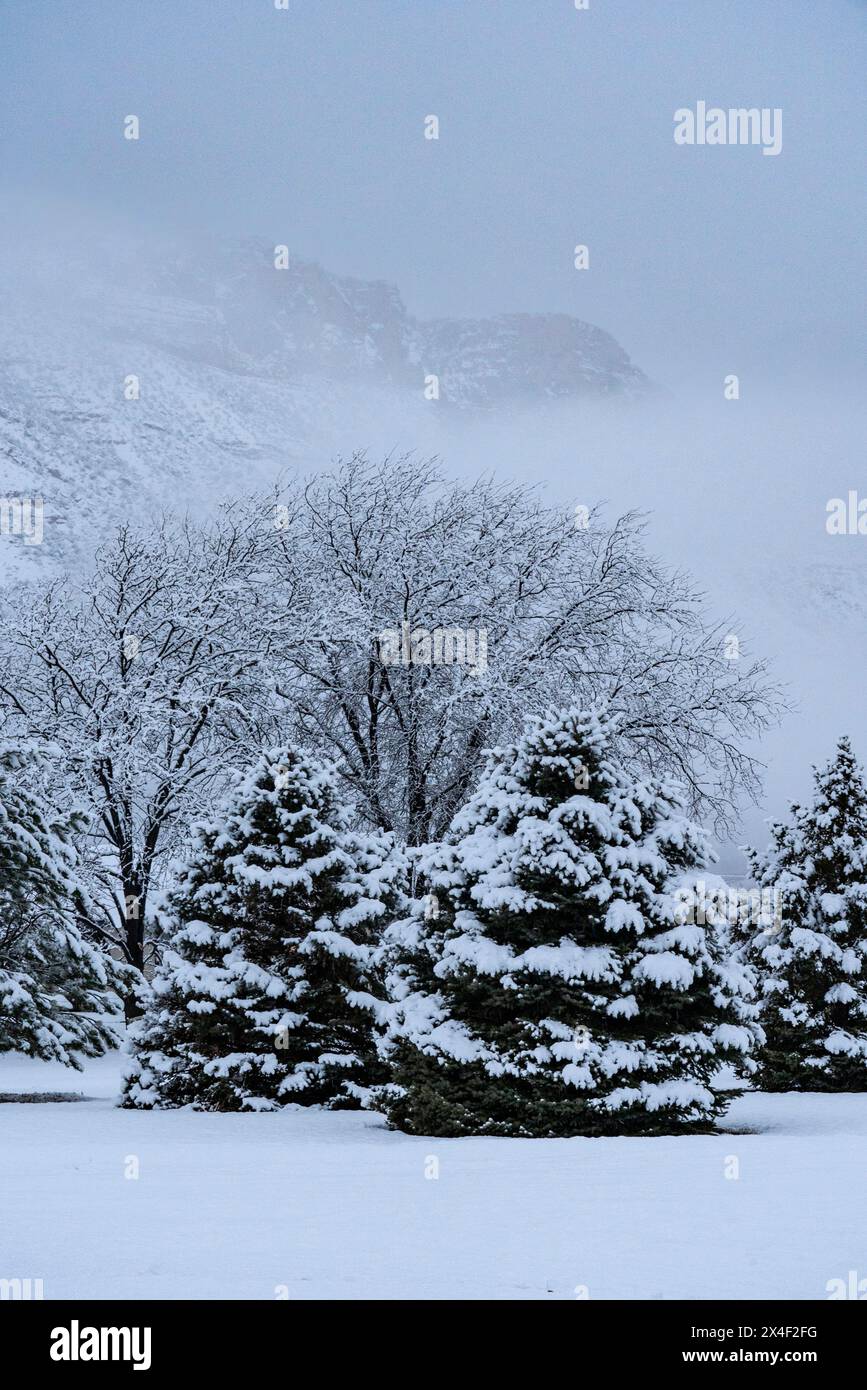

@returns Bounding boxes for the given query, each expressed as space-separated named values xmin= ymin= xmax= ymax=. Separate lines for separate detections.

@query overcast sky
xmin=2 ymin=0 xmax=866 ymax=384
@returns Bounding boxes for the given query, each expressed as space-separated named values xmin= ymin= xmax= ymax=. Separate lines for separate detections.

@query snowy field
xmin=1 ymin=1051 xmax=864 ymax=1301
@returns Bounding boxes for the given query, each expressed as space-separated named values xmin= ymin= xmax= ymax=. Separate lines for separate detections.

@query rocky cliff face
xmin=127 ymin=241 xmax=648 ymax=403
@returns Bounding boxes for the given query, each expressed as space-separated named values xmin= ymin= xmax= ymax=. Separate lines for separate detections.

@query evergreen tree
xmin=122 ymin=746 xmax=405 ymax=1111
xmin=379 ymin=708 xmax=757 ymax=1137
xmin=746 ymin=736 xmax=867 ymax=1091
xmin=0 ymin=746 xmax=127 ymax=1065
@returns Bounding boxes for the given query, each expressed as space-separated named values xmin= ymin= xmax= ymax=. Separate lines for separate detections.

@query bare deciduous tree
xmin=259 ymin=453 xmax=783 ymax=843
xmin=0 ymin=514 xmax=283 ymax=973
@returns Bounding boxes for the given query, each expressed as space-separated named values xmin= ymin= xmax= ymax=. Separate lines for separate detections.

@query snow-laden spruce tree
xmin=379 ymin=708 xmax=758 ymax=1137
xmin=0 ymin=746 xmax=127 ymax=1066
xmin=745 ymin=737 xmax=867 ymax=1091
xmin=122 ymin=745 xmax=405 ymax=1111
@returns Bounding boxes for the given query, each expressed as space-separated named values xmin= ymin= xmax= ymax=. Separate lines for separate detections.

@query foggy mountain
xmin=0 ymin=238 xmax=647 ymax=570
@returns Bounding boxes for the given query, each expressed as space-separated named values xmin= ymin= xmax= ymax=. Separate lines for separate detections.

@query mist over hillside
xmin=0 ymin=221 xmax=646 ymax=567
xmin=1 ymin=221 xmax=864 ymax=876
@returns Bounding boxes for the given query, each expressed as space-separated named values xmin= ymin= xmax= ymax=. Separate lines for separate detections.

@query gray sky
xmin=2 ymin=0 xmax=866 ymax=383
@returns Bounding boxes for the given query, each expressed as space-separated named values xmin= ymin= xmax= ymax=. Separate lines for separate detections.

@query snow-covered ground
xmin=0 ymin=1051 xmax=864 ymax=1300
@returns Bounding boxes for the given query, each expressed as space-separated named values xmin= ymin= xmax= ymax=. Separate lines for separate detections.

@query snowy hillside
xmin=0 ymin=239 xmax=647 ymax=572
